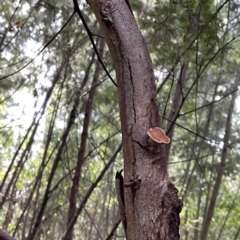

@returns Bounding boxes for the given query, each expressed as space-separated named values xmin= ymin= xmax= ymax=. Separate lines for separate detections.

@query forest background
xmin=0 ymin=0 xmax=240 ymax=239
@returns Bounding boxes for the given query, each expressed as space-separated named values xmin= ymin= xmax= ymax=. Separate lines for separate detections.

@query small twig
xmin=72 ymin=0 xmax=117 ymax=87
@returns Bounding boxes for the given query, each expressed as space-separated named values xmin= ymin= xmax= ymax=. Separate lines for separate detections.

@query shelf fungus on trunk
xmin=147 ymin=127 xmax=170 ymax=153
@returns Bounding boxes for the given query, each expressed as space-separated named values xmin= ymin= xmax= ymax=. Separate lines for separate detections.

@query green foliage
xmin=0 ymin=0 xmax=239 ymax=239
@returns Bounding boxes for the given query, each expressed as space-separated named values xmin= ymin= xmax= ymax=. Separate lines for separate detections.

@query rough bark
xmin=86 ymin=1 xmax=182 ymax=239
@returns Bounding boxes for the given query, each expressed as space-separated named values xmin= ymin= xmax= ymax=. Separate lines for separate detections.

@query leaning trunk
xmin=86 ymin=0 xmax=182 ymax=239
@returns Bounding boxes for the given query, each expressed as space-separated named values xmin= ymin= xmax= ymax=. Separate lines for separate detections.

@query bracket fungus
xmin=146 ymin=127 xmax=170 ymax=153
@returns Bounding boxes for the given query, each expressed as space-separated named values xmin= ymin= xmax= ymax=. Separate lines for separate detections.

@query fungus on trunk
xmin=147 ymin=127 xmax=170 ymax=153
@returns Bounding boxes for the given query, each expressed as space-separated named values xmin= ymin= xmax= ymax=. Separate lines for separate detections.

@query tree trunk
xmin=201 ymin=91 xmax=237 ymax=240
xmin=65 ymin=37 xmax=104 ymax=240
xmin=86 ymin=0 xmax=182 ymax=239
xmin=165 ymin=63 xmax=187 ymax=160
xmin=0 ymin=229 xmax=16 ymax=240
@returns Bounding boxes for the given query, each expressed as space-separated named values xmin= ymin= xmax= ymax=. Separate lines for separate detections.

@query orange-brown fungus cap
xmin=147 ymin=127 xmax=170 ymax=144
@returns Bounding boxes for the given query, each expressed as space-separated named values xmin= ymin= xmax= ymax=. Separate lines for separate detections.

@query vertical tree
xmin=86 ymin=0 xmax=182 ymax=239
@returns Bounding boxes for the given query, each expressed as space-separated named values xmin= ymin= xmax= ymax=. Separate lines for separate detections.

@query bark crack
xmin=128 ymin=59 xmax=136 ymax=123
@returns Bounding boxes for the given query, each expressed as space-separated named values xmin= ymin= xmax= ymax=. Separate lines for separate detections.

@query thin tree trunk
xmin=217 ymin=185 xmax=240 ymax=239
xmin=0 ymin=229 xmax=16 ymax=240
xmin=201 ymin=91 xmax=237 ymax=240
xmin=25 ymin=39 xmax=91 ymax=240
xmin=193 ymin=189 xmax=202 ymax=240
xmin=65 ymin=38 xmax=105 ymax=240
xmin=2 ymin=196 xmax=16 ymax=231
xmin=181 ymin=75 xmax=221 ymax=202
xmin=86 ymin=1 xmax=182 ymax=239
xmin=63 ymin=143 xmax=122 ymax=239
xmin=165 ymin=63 xmax=187 ymax=160
xmin=183 ymin=204 xmax=188 ymax=240
xmin=105 ymin=217 xmax=121 ymax=240
xmin=0 ymin=39 xmax=83 ymax=209
xmin=13 ymin=83 xmax=63 ymax=237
